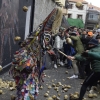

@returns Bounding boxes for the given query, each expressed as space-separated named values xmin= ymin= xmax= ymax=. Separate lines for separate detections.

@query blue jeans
xmin=67 ymin=58 xmax=72 ymax=66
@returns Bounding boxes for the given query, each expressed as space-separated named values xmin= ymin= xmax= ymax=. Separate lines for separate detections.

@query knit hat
xmin=70 ymin=32 xmax=77 ymax=36
xmin=88 ymin=39 xmax=99 ymax=46
xmin=88 ymin=32 xmax=93 ymax=36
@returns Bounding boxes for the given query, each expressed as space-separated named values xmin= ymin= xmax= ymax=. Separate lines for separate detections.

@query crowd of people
xmin=44 ymin=26 xmax=100 ymax=100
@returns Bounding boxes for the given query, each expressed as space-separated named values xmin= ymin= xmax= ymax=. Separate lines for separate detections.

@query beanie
xmin=88 ymin=32 xmax=93 ymax=36
xmin=70 ymin=32 xmax=77 ymax=36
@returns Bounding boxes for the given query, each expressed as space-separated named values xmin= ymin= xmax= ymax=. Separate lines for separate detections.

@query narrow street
xmin=0 ymin=0 xmax=100 ymax=100
xmin=0 ymin=66 xmax=100 ymax=100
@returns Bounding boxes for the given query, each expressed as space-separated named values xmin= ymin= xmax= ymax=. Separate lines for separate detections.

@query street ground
xmin=0 ymin=66 xmax=100 ymax=100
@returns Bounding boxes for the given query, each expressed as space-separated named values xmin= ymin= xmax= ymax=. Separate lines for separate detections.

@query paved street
xmin=0 ymin=66 xmax=100 ymax=100
xmin=37 ymin=67 xmax=100 ymax=100
xmin=0 ymin=71 xmax=16 ymax=100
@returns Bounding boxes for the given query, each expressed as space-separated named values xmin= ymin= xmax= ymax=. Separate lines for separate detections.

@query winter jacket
xmin=80 ymin=35 xmax=93 ymax=50
xmin=53 ymin=35 xmax=65 ymax=49
xmin=63 ymin=42 xmax=76 ymax=56
xmin=70 ymin=36 xmax=84 ymax=54
xmin=75 ymin=46 xmax=100 ymax=72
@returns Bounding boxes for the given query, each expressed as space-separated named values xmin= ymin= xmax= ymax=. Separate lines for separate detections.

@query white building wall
xmin=33 ymin=0 xmax=56 ymax=31
xmin=33 ymin=0 xmax=65 ymax=31
xmin=66 ymin=2 xmax=88 ymax=23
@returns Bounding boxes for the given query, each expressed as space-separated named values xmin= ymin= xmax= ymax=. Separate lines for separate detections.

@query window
xmin=68 ymin=14 xmax=72 ymax=18
xmin=77 ymin=15 xmax=83 ymax=19
xmin=78 ymin=5 xmax=84 ymax=10
xmin=89 ymin=14 xmax=93 ymax=19
xmin=69 ymin=4 xmax=73 ymax=9
xmin=89 ymin=14 xmax=98 ymax=21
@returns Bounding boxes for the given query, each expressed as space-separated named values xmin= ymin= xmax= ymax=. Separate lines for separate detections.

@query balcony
xmin=86 ymin=19 xmax=99 ymax=24
xmin=86 ymin=10 xmax=100 ymax=23
xmin=86 ymin=13 xmax=99 ymax=24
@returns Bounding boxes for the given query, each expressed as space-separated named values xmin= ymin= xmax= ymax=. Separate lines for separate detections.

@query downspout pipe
xmin=29 ymin=0 xmax=35 ymax=35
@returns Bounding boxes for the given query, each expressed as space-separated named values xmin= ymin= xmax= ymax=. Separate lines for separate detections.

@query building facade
xmin=0 ymin=0 xmax=33 ymax=67
xmin=85 ymin=4 xmax=100 ymax=29
xmin=65 ymin=0 xmax=88 ymax=23
xmin=33 ymin=0 xmax=65 ymax=31
xmin=0 ymin=0 xmax=65 ymax=68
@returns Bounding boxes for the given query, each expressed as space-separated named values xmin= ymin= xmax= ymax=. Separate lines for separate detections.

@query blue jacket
xmin=63 ymin=42 xmax=76 ymax=56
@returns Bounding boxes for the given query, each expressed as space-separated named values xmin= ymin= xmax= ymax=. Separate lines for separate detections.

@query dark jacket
xmin=80 ymin=34 xmax=93 ymax=50
xmin=75 ymin=45 xmax=100 ymax=72
xmin=63 ymin=42 xmax=76 ymax=56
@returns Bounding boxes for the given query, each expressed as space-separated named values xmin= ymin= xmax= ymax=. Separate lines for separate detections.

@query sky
xmin=86 ymin=0 xmax=100 ymax=7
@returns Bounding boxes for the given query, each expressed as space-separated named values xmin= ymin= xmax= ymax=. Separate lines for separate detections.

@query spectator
xmin=67 ymin=32 xmax=85 ymax=79
xmin=63 ymin=38 xmax=76 ymax=69
xmin=82 ymin=31 xmax=94 ymax=50
xmin=67 ymin=39 xmax=100 ymax=100
xmin=53 ymin=27 xmax=65 ymax=66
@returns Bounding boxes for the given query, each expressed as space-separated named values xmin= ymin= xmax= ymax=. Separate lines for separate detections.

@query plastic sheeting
xmin=67 ymin=18 xmax=84 ymax=28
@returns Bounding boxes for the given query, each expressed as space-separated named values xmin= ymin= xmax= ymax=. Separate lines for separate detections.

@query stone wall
xmin=33 ymin=0 xmax=57 ymax=31
xmin=0 ymin=0 xmax=33 ymax=67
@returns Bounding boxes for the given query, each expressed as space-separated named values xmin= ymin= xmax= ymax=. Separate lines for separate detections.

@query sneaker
xmin=54 ymin=64 xmax=57 ymax=68
xmin=89 ymin=89 xmax=93 ymax=93
xmin=59 ymin=61 xmax=64 ymax=66
xmin=69 ymin=75 xmax=78 ymax=79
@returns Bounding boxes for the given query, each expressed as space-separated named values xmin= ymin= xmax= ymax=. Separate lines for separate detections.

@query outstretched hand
xmin=67 ymin=56 xmax=75 ymax=61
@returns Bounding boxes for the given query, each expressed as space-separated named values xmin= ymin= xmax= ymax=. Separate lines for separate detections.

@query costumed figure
xmin=38 ymin=7 xmax=63 ymax=69
xmin=10 ymin=7 xmax=63 ymax=100
xmin=10 ymin=37 xmax=40 ymax=100
xmin=44 ymin=34 xmax=58 ymax=69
